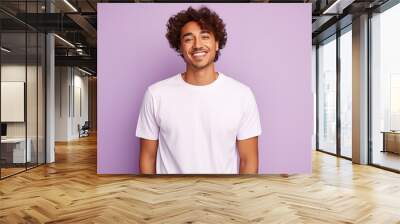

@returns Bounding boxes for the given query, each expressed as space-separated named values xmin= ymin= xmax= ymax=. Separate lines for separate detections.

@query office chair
xmin=79 ymin=121 xmax=90 ymax=138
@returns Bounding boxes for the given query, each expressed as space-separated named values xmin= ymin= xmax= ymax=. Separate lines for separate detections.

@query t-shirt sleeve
xmin=136 ymin=88 xmax=159 ymax=140
xmin=237 ymin=88 xmax=262 ymax=140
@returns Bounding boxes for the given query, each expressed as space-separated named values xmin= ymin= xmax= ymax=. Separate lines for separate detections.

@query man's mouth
xmin=191 ymin=51 xmax=207 ymax=59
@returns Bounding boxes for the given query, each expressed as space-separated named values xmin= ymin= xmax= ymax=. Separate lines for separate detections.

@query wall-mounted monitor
xmin=1 ymin=82 xmax=25 ymax=122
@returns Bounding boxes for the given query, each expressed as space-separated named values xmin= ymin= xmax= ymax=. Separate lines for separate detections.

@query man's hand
xmin=139 ymin=138 xmax=158 ymax=174
xmin=237 ymin=136 xmax=259 ymax=174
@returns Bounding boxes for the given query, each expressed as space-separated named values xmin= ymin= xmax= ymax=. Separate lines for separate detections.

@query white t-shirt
xmin=136 ymin=72 xmax=262 ymax=174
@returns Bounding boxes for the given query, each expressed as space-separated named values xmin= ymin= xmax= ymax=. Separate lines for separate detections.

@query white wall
xmin=72 ymin=73 xmax=89 ymax=138
xmin=55 ymin=66 xmax=89 ymax=141
xmin=55 ymin=66 xmax=70 ymax=141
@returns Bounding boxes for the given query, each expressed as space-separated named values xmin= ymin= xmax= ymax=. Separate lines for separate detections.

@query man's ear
xmin=216 ymin=41 xmax=219 ymax=51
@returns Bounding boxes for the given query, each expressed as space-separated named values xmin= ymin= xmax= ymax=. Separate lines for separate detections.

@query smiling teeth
xmin=193 ymin=52 xmax=206 ymax=56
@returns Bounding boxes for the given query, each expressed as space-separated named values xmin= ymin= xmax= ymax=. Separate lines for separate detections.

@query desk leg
xmin=382 ymin=133 xmax=386 ymax=153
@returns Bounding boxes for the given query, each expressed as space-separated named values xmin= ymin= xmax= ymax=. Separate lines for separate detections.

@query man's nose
xmin=194 ymin=37 xmax=203 ymax=49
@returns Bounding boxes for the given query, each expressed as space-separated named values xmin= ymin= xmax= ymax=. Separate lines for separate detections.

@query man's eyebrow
xmin=182 ymin=32 xmax=193 ymax=38
xmin=182 ymin=30 xmax=211 ymax=38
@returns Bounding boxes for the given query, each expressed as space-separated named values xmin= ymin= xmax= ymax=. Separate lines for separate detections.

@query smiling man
xmin=136 ymin=6 xmax=262 ymax=174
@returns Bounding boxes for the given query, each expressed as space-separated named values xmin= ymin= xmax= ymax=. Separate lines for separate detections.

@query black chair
xmin=79 ymin=121 xmax=90 ymax=138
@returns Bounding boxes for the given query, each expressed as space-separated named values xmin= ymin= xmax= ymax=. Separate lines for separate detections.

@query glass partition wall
xmin=0 ymin=1 xmax=46 ymax=179
xmin=317 ymin=35 xmax=337 ymax=155
xmin=316 ymin=26 xmax=353 ymax=159
xmin=370 ymin=2 xmax=400 ymax=172
xmin=339 ymin=27 xmax=352 ymax=159
xmin=316 ymin=0 xmax=400 ymax=172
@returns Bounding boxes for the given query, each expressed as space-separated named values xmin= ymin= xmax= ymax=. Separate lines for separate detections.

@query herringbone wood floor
xmin=1 ymin=134 xmax=400 ymax=224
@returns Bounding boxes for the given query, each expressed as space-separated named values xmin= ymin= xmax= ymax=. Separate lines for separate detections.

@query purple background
xmin=97 ymin=3 xmax=312 ymax=174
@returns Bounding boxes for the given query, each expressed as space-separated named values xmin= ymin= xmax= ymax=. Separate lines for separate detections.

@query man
xmin=136 ymin=6 xmax=262 ymax=174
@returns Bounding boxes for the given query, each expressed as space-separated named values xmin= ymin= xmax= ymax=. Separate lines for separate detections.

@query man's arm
xmin=139 ymin=138 xmax=158 ymax=174
xmin=237 ymin=136 xmax=259 ymax=174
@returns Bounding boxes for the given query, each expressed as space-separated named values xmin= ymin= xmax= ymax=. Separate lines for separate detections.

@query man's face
xmin=179 ymin=21 xmax=219 ymax=70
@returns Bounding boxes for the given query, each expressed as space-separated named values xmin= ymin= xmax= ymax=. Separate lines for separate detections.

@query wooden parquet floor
xmin=1 ymin=134 xmax=400 ymax=224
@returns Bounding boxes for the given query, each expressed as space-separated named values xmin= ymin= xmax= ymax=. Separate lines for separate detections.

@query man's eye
xmin=184 ymin=38 xmax=192 ymax=42
xmin=201 ymin=35 xmax=210 ymax=39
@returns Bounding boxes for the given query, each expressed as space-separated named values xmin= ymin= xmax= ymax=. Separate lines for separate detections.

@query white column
xmin=352 ymin=14 xmax=369 ymax=164
xmin=46 ymin=1 xmax=55 ymax=163
xmin=46 ymin=33 xmax=55 ymax=163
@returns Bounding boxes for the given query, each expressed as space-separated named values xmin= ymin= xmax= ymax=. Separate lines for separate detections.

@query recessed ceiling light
xmin=323 ymin=0 xmax=343 ymax=14
xmin=1 ymin=47 xmax=11 ymax=53
xmin=54 ymin=34 xmax=75 ymax=48
xmin=78 ymin=67 xmax=93 ymax=76
xmin=63 ymin=0 xmax=78 ymax=12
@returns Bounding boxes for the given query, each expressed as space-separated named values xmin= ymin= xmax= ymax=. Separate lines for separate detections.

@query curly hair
xmin=166 ymin=6 xmax=227 ymax=62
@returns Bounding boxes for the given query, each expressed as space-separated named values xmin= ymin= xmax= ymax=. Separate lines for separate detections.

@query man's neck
xmin=183 ymin=65 xmax=218 ymax=86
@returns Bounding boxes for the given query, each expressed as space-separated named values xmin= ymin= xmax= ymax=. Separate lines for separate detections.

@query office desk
xmin=382 ymin=131 xmax=400 ymax=154
xmin=1 ymin=138 xmax=32 ymax=163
